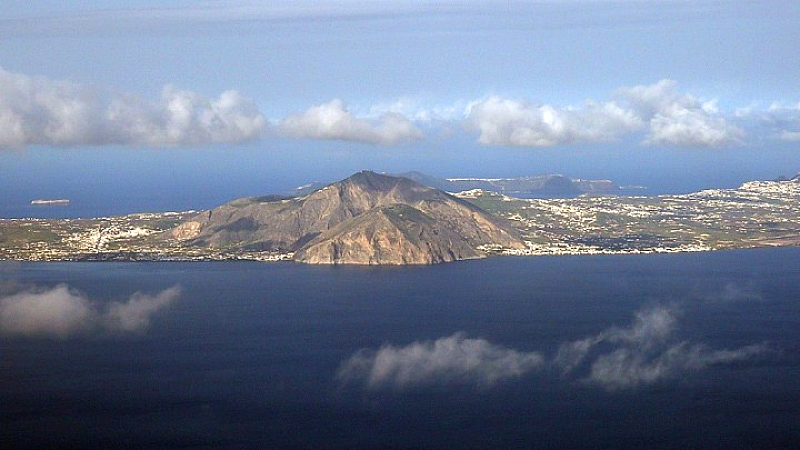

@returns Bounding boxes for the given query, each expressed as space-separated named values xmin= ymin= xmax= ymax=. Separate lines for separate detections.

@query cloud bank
xmin=467 ymin=80 xmax=745 ymax=148
xmin=279 ymin=99 xmax=423 ymax=145
xmin=337 ymin=332 xmax=544 ymax=389
xmin=340 ymin=305 xmax=767 ymax=391
xmin=0 ymin=284 xmax=180 ymax=338
xmin=0 ymin=68 xmax=265 ymax=149
xmin=3 ymin=68 xmax=786 ymax=150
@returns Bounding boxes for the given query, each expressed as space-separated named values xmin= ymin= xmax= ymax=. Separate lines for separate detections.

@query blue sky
xmin=2 ymin=1 xmax=800 ymax=214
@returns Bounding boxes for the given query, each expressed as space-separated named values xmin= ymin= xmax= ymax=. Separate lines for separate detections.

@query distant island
xmin=30 ymin=199 xmax=70 ymax=206
xmin=2 ymin=171 xmax=800 ymax=264
xmin=292 ymin=172 xmax=641 ymax=197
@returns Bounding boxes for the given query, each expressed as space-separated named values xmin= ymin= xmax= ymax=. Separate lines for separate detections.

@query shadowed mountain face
xmin=167 ymin=171 xmax=525 ymax=264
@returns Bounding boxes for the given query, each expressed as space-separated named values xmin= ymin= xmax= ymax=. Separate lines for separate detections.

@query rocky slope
xmin=166 ymin=171 xmax=525 ymax=264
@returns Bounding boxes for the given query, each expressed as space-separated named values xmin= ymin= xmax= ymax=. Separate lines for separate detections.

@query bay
xmin=1 ymin=248 xmax=799 ymax=448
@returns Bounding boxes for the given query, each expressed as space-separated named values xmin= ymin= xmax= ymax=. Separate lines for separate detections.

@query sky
xmin=1 ymin=0 xmax=800 ymax=215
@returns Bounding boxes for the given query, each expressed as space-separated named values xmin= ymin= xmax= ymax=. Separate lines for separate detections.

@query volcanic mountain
xmin=166 ymin=171 xmax=526 ymax=264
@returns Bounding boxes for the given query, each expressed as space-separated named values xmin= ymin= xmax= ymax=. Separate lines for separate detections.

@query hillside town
xmin=3 ymin=176 xmax=800 ymax=263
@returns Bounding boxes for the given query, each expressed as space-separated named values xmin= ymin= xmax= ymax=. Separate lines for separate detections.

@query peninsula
xmin=2 ymin=171 xmax=800 ymax=264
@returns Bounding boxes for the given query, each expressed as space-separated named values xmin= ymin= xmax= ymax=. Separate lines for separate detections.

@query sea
xmin=1 ymin=249 xmax=799 ymax=449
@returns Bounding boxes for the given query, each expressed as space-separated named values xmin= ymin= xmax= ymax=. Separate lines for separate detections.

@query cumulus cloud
xmin=554 ymin=306 xmax=767 ymax=390
xmin=466 ymin=96 xmax=641 ymax=147
xmin=0 ymin=284 xmax=180 ymax=338
xmin=337 ymin=332 xmax=544 ymax=389
xmin=644 ymin=108 xmax=744 ymax=147
xmin=0 ymin=68 xmax=265 ymax=149
xmin=748 ymin=101 xmax=800 ymax=142
xmin=278 ymin=99 xmax=423 ymax=145
xmin=0 ymin=285 xmax=95 ymax=338
xmin=466 ymin=80 xmax=745 ymax=148
xmin=617 ymin=80 xmax=745 ymax=147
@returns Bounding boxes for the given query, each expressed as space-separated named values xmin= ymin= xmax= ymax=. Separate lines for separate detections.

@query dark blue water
xmin=1 ymin=249 xmax=799 ymax=449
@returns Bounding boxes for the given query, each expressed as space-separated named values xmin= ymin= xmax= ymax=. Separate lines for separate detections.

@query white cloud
xmin=279 ymin=99 xmax=423 ymax=145
xmin=778 ymin=130 xmax=800 ymax=142
xmin=367 ymin=97 xmax=469 ymax=122
xmin=104 ymin=285 xmax=182 ymax=332
xmin=766 ymin=103 xmax=800 ymax=141
xmin=554 ymin=306 xmax=767 ymax=390
xmin=466 ymin=96 xmax=641 ymax=147
xmin=466 ymin=80 xmax=745 ymax=148
xmin=707 ymin=282 xmax=763 ymax=304
xmin=588 ymin=342 xmax=766 ymax=390
xmin=604 ymin=305 xmax=678 ymax=345
xmin=617 ymin=79 xmax=745 ymax=147
xmin=0 ymin=284 xmax=180 ymax=338
xmin=0 ymin=1 xmax=462 ymax=35
xmin=645 ymin=109 xmax=744 ymax=147
xmin=768 ymin=101 xmax=800 ymax=112
xmin=729 ymin=101 xmax=800 ymax=142
xmin=340 ymin=304 xmax=768 ymax=392
xmin=0 ymin=68 xmax=265 ymax=149
xmin=337 ymin=332 xmax=544 ymax=389
xmin=554 ymin=306 xmax=677 ymax=373
xmin=0 ymin=285 xmax=95 ymax=338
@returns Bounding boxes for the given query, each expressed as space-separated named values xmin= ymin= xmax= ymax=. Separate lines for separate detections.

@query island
xmin=2 ymin=171 xmax=800 ymax=264
xmin=30 ymin=199 xmax=70 ymax=206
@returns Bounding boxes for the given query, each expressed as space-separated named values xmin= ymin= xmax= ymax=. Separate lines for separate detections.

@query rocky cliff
xmin=166 ymin=171 xmax=525 ymax=264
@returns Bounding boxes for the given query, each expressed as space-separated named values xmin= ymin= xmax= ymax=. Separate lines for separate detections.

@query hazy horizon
xmin=2 ymin=1 xmax=800 ymax=213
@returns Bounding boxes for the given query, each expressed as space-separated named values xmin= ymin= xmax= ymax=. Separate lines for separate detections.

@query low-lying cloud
xmin=705 ymin=282 xmax=763 ymax=304
xmin=337 ymin=332 xmax=544 ymax=389
xmin=587 ymin=341 xmax=766 ymax=390
xmin=554 ymin=306 xmax=678 ymax=373
xmin=0 ymin=68 xmax=265 ymax=149
xmin=104 ymin=286 xmax=182 ymax=332
xmin=0 ymin=284 xmax=180 ymax=338
xmin=340 ymin=305 xmax=767 ymax=391
xmin=554 ymin=306 xmax=767 ymax=390
xmin=279 ymin=99 xmax=423 ymax=145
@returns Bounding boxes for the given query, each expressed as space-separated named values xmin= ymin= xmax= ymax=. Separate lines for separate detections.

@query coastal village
xmin=3 ymin=176 xmax=800 ymax=263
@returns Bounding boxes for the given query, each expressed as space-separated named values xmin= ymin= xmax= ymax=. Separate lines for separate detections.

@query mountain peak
xmin=341 ymin=170 xmax=413 ymax=192
xmin=167 ymin=171 xmax=525 ymax=264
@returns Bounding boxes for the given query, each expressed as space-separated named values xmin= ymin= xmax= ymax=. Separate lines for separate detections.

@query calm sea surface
xmin=1 ymin=248 xmax=799 ymax=449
